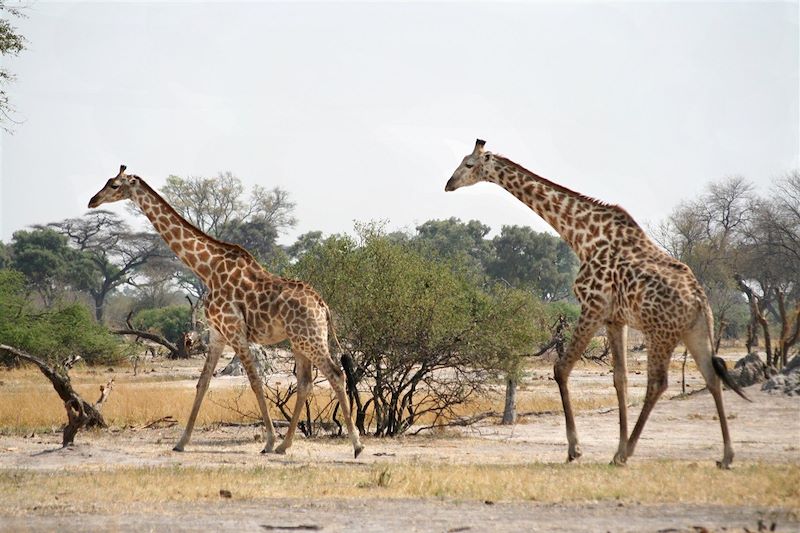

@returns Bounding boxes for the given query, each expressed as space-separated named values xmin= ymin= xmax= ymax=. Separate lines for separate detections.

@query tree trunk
xmin=501 ymin=376 xmax=517 ymax=425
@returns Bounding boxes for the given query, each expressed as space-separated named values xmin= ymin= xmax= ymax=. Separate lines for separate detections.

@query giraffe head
xmin=88 ymin=165 xmax=138 ymax=208
xmin=444 ymin=139 xmax=493 ymax=192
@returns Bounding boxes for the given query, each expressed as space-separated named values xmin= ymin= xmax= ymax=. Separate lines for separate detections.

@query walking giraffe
xmin=445 ymin=140 xmax=749 ymax=468
xmin=89 ymin=166 xmax=364 ymax=458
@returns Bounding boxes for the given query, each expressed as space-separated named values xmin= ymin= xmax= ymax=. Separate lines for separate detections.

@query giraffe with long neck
xmin=445 ymin=140 xmax=748 ymax=468
xmin=89 ymin=165 xmax=364 ymax=458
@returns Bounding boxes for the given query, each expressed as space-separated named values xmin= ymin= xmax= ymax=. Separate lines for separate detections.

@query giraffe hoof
xmin=716 ymin=460 xmax=732 ymax=470
xmin=567 ymin=446 xmax=582 ymax=463
xmin=172 ymin=444 xmax=185 ymax=452
xmin=274 ymin=445 xmax=287 ymax=455
xmin=354 ymin=444 xmax=364 ymax=459
xmin=611 ymin=453 xmax=627 ymax=467
xmin=261 ymin=437 xmax=275 ymax=454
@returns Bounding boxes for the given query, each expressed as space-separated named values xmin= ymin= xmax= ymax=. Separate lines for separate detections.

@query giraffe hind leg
xmin=683 ymin=318 xmax=735 ymax=468
xmin=624 ymin=337 xmax=676 ymax=461
xmin=316 ymin=353 xmax=364 ymax=458
xmin=274 ymin=356 xmax=313 ymax=455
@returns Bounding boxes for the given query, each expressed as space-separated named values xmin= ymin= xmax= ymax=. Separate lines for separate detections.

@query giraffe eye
xmin=465 ymin=162 xmax=475 ymax=169
xmin=110 ymin=183 xmax=120 ymax=189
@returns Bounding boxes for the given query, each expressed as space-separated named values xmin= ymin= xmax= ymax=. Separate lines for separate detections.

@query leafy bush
xmin=133 ymin=305 xmax=192 ymax=344
xmin=0 ymin=269 xmax=123 ymax=365
xmin=289 ymin=224 xmax=548 ymax=436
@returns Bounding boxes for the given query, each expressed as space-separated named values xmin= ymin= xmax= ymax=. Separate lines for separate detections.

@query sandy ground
xmin=1 ymin=360 xmax=799 ymax=532
xmin=0 ymin=499 xmax=793 ymax=533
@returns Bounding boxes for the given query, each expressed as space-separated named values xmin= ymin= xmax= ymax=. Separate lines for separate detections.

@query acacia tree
xmin=9 ymin=228 xmax=90 ymax=307
xmin=48 ymin=210 xmax=169 ymax=322
xmin=290 ymin=224 xmax=545 ymax=436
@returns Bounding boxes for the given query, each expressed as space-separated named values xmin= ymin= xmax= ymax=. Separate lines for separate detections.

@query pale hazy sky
xmin=1 ymin=1 xmax=797 ymax=245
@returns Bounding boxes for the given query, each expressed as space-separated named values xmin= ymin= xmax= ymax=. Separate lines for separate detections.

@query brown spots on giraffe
xmin=197 ymin=263 xmax=211 ymax=279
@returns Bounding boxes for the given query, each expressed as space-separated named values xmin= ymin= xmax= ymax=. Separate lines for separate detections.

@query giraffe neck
xmin=487 ymin=156 xmax=641 ymax=262
xmin=129 ymin=179 xmax=238 ymax=286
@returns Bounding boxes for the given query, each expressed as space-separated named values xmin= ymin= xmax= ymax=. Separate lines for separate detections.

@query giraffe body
xmin=446 ymin=140 xmax=748 ymax=467
xmin=89 ymin=166 xmax=363 ymax=458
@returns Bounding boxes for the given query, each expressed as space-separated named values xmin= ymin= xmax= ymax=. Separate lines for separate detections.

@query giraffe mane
xmin=134 ymin=176 xmax=259 ymax=261
xmin=493 ymin=155 xmax=639 ymax=226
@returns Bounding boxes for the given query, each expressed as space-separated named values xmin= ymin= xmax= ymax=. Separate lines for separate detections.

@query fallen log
xmin=0 ymin=344 xmax=114 ymax=447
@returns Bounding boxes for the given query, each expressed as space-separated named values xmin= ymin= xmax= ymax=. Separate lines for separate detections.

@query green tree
xmin=488 ymin=225 xmax=578 ymax=301
xmin=0 ymin=270 xmax=121 ymax=365
xmin=413 ymin=218 xmax=492 ymax=276
xmin=49 ymin=210 xmax=169 ymax=322
xmin=290 ymin=224 xmax=545 ymax=436
xmin=9 ymin=228 xmax=89 ymax=307
xmin=132 ymin=305 xmax=192 ymax=345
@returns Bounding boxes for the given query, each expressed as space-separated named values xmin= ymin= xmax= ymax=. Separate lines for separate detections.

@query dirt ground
xmin=1 ymin=358 xmax=799 ymax=532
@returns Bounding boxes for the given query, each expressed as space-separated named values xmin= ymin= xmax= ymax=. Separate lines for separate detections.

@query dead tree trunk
xmin=0 ymin=345 xmax=114 ymax=447
xmin=775 ymin=291 xmax=800 ymax=368
xmin=501 ymin=376 xmax=517 ymax=425
xmin=737 ymin=276 xmax=774 ymax=366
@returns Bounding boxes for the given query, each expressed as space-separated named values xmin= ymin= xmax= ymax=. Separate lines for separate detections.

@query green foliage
xmin=133 ymin=305 xmax=192 ymax=344
xmin=9 ymin=228 xmax=96 ymax=307
xmin=413 ymin=218 xmax=492 ymax=278
xmin=0 ymin=270 xmax=122 ymax=365
xmin=289 ymin=224 xmax=548 ymax=436
xmin=488 ymin=225 xmax=578 ymax=301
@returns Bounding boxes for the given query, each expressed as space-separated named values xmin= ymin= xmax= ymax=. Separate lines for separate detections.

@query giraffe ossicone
xmin=88 ymin=166 xmax=364 ymax=459
xmin=446 ymin=139 xmax=749 ymax=468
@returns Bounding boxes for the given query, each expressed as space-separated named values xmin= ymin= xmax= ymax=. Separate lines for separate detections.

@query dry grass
xmin=0 ymin=365 xmax=620 ymax=433
xmin=0 ymin=462 xmax=797 ymax=511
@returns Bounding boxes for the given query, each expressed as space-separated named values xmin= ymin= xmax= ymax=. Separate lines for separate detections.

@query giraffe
xmin=88 ymin=165 xmax=364 ymax=458
xmin=445 ymin=140 xmax=749 ymax=468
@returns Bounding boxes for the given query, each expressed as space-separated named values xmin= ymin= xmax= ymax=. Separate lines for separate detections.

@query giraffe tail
xmin=703 ymin=301 xmax=751 ymax=402
xmin=324 ymin=303 xmax=343 ymax=355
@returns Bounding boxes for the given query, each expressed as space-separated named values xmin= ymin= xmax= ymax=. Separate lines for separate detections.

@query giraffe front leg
xmin=174 ymin=330 xmax=224 ymax=451
xmin=554 ymin=312 xmax=602 ymax=463
xmin=608 ymin=324 xmax=629 ymax=466
xmin=624 ymin=339 xmax=674 ymax=461
xmin=231 ymin=340 xmax=277 ymax=454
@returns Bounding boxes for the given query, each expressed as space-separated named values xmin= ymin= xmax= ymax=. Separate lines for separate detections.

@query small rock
xmin=219 ymin=489 xmax=232 ymax=498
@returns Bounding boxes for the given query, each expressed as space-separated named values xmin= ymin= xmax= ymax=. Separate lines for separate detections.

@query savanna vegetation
xmin=0 ymin=170 xmax=798 ymax=440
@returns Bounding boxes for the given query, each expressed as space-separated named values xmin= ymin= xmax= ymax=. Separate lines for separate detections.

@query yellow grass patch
xmin=0 ymin=366 xmax=620 ymax=433
xmin=0 ymin=462 xmax=797 ymax=510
